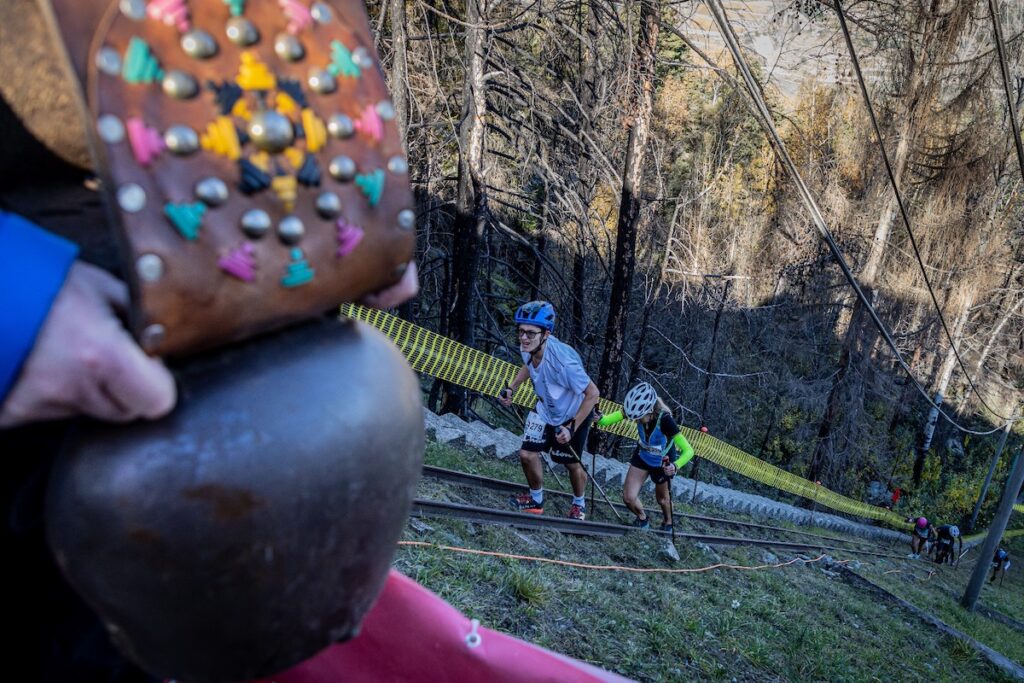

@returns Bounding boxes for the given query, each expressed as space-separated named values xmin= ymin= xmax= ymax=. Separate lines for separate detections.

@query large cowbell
xmin=46 ymin=318 xmax=424 ymax=682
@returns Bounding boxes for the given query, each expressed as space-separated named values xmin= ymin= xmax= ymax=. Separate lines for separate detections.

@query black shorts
xmin=629 ymin=452 xmax=673 ymax=486
xmin=521 ymin=410 xmax=594 ymax=465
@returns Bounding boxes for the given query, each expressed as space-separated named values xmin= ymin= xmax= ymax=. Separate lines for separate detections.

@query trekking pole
xmin=566 ymin=444 xmax=625 ymax=523
xmin=664 ymin=456 xmax=678 ymax=546
xmin=541 ymin=452 xmax=567 ymax=491
xmin=589 ymin=450 xmax=597 ymax=518
xmin=667 ymin=482 xmax=677 ymax=546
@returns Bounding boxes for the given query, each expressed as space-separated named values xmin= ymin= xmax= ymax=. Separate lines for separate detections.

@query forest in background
xmin=366 ymin=0 xmax=1024 ymax=528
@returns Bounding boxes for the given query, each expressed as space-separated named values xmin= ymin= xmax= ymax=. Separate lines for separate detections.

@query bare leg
xmin=655 ymin=480 xmax=672 ymax=526
xmin=622 ymin=466 xmax=649 ymax=519
xmin=518 ymin=449 xmax=543 ymax=490
xmin=566 ymin=461 xmax=588 ymax=498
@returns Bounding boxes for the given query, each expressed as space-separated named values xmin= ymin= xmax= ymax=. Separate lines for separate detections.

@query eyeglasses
xmin=517 ymin=328 xmax=542 ymax=340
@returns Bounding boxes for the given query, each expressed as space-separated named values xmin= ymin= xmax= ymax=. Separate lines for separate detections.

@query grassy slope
xmin=393 ymin=440 xmax=1021 ymax=682
xmin=862 ymin=538 xmax=1024 ymax=666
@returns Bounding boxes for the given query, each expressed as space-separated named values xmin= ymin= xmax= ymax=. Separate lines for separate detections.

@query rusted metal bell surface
xmin=46 ymin=318 xmax=424 ymax=682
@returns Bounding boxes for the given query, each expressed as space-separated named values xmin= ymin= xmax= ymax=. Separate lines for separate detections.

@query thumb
xmin=100 ymin=326 xmax=178 ymax=420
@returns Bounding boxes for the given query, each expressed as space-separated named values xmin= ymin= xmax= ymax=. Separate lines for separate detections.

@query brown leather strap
xmin=37 ymin=0 xmax=416 ymax=356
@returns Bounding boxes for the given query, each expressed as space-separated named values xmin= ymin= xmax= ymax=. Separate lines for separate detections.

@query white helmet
xmin=949 ymin=525 xmax=960 ymax=538
xmin=623 ymin=382 xmax=658 ymax=420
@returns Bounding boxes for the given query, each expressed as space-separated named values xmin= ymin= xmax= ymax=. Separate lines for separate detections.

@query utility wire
xmin=830 ymin=0 xmax=1014 ymax=424
xmin=987 ymin=0 xmax=1024 ymax=200
xmin=702 ymin=0 xmax=1007 ymax=436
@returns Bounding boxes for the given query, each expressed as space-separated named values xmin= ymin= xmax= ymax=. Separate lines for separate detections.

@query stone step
xmin=462 ymin=421 xmax=498 ymax=456
xmin=434 ymin=426 xmax=466 ymax=449
xmin=420 ymin=407 xmax=905 ymax=545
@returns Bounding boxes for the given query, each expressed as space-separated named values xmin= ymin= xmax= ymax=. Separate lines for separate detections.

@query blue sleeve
xmin=0 ymin=211 xmax=79 ymax=402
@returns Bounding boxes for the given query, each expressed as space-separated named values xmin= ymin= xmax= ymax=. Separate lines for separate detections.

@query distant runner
xmin=931 ymin=524 xmax=961 ymax=565
xmin=990 ymin=547 xmax=1010 ymax=583
xmin=907 ymin=516 xmax=931 ymax=559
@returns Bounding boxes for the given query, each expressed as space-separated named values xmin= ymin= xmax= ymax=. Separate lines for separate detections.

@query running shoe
xmin=567 ymin=504 xmax=586 ymax=521
xmin=510 ymin=492 xmax=543 ymax=514
xmin=632 ymin=516 xmax=651 ymax=529
xmin=660 ymin=523 xmax=674 ymax=533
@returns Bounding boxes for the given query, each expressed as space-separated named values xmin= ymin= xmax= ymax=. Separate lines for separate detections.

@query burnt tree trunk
xmin=595 ymin=0 xmax=659 ymax=403
xmin=442 ymin=0 xmax=489 ymax=415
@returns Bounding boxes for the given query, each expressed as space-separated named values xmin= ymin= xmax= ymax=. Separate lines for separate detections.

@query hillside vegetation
xmin=376 ymin=0 xmax=1023 ymax=531
xmin=398 ymin=439 xmax=1024 ymax=681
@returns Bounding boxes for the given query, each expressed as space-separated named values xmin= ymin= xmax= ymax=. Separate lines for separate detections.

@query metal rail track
xmin=410 ymin=498 xmax=905 ymax=559
xmin=421 ymin=465 xmax=893 ymax=552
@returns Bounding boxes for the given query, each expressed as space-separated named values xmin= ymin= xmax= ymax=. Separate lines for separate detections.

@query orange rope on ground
xmin=398 ymin=540 xmax=847 ymax=574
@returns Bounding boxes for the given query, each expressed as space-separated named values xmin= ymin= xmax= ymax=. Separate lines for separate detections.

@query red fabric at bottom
xmin=255 ymin=570 xmax=632 ymax=682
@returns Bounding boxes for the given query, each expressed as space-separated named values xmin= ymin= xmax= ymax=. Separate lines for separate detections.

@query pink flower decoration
xmin=126 ymin=117 xmax=166 ymax=167
xmin=278 ymin=0 xmax=313 ymax=34
xmin=219 ymin=243 xmax=257 ymax=281
xmin=353 ymin=105 xmax=383 ymax=144
xmin=336 ymin=218 xmax=364 ymax=258
xmin=147 ymin=0 xmax=191 ymax=32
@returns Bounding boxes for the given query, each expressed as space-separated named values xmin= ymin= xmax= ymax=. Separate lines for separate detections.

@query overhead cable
xmin=987 ymin=0 xmax=1024 ymax=192
xmin=702 ymin=0 xmax=1007 ymax=435
xmin=830 ymin=0 xmax=1013 ymax=424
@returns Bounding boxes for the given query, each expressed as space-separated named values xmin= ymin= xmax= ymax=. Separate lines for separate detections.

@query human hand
xmin=555 ymin=425 xmax=572 ymax=444
xmin=360 ymin=261 xmax=419 ymax=310
xmin=663 ymin=463 xmax=676 ymax=477
xmin=499 ymin=387 xmax=513 ymax=407
xmin=0 ymin=262 xmax=177 ymax=427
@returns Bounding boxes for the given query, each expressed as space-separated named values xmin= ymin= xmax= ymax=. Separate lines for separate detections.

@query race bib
xmin=523 ymin=411 xmax=545 ymax=442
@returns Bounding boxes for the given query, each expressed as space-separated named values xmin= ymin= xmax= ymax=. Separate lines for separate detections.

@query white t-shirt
xmin=522 ymin=335 xmax=592 ymax=426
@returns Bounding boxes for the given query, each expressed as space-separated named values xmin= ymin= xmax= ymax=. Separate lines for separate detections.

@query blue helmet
xmin=514 ymin=301 xmax=556 ymax=331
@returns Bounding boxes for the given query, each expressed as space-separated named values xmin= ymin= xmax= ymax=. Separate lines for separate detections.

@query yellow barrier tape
xmin=964 ymin=526 xmax=1024 ymax=543
xmin=345 ymin=304 xmax=1017 ymax=531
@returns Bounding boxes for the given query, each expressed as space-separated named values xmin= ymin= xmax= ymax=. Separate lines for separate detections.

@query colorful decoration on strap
xmin=275 ymin=92 xmax=299 ymax=115
xmin=279 ymin=0 xmax=313 ymax=34
xmin=219 ymin=242 xmax=257 ymax=281
xmin=126 ymin=118 xmax=166 ymax=166
xmin=164 ymin=201 xmax=207 ymax=241
xmin=236 ymin=51 xmax=276 ymax=91
xmin=223 ymin=0 xmax=246 ymax=16
xmin=272 ymin=175 xmax=298 ymax=212
xmin=147 ymin=0 xmax=191 ymax=32
xmin=353 ymin=105 xmax=383 ymax=144
xmin=327 ymin=40 xmax=361 ymax=78
xmin=336 ymin=217 xmax=364 ymax=258
xmin=201 ymin=116 xmax=242 ymax=159
xmin=282 ymin=247 xmax=314 ymax=287
xmin=238 ymin=158 xmax=272 ymax=193
xmin=301 ymin=109 xmax=327 ymax=152
xmin=296 ymin=154 xmax=321 ymax=186
xmin=277 ymin=79 xmax=308 ymax=108
xmin=209 ymin=80 xmax=244 ymax=115
xmin=355 ymin=169 xmax=385 ymax=207
xmin=122 ymin=37 xmax=164 ymax=84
